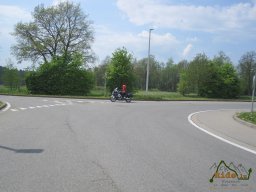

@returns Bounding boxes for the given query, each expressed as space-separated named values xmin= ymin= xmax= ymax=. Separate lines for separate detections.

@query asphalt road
xmin=0 ymin=96 xmax=255 ymax=192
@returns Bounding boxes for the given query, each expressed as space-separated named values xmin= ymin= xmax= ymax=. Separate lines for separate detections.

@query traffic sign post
xmin=251 ymin=75 xmax=255 ymax=113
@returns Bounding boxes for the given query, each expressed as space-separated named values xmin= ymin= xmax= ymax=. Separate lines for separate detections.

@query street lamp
xmin=146 ymin=28 xmax=154 ymax=92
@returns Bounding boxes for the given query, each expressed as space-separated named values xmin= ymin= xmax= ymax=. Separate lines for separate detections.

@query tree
xmin=133 ymin=58 xmax=146 ymax=90
xmin=159 ymin=58 xmax=179 ymax=92
xmin=94 ymin=56 xmax=110 ymax=87
xmin=216 ymin=63 xmax=240 ymax=98
xmin=0 ymin=66 xmax=4 ymax=85
xmin=237 ymin=51 xmax=256 ymax=95
xmin=177 ymin=59 xmax=189 ymax=70
xmin=11 ymin=1 xmax=94 ymax=64
xmin=181 ymin=53 xmax=210 ymax=95
xmin=133 ymin=57 xmax=163 ymax=91
xmin=177 ymin=71 xmax=189 ymax=96
xmin=26 ymin=52 xmax=94 ymax=95
xmin=178 ymin=53 xmax=240 ymax=98
xmin=199 ymin=62 xmax=240 ymax=98
xmin=107 ymin=48 xmax=135 ymax=92
xmin=147 ymin=56 xmax=162 ymax=90
xmin=2 ymin=59 xmax=20 ymax=91
xmin=213 ymin=51 xmax=232 ymax=65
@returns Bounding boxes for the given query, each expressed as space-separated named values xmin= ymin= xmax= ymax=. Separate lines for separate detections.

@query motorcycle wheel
xmin=125 ymin=97 xmax=131 ymax=103
xmin=110 ymin=95 xmax=116 ymax=102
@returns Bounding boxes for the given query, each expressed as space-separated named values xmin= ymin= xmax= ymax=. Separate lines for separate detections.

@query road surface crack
xmin=91 ymin=160 xmax=122 ymax=192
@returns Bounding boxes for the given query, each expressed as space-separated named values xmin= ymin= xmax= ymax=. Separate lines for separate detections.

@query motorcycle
xmin=110 ymin=88 xmax=132 ymax=103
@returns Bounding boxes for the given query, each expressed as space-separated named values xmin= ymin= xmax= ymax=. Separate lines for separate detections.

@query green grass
xmin=0 ymin=85 xmax=252 ymax=101
xmin=88 ymin=86 xmax=108 ymax=97
xmin=237 ymin=112 xmax=256 ymax=125
xmin=0 ymin=85 xmax=28 ymax=95
xmin=0 ymin=100 xmax=5 ymax=110
xmin=134 ymin=90 xmax=215 ymax=101
xmin=88 ymin=88 xmax=210 ymax=100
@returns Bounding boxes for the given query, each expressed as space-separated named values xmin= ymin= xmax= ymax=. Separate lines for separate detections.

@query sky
xmin=0 ymin=0 xmax=256 ymax=69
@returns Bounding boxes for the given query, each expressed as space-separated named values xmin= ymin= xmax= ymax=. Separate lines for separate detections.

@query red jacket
xmin=122 ymin=84 xmax=127 ymax=93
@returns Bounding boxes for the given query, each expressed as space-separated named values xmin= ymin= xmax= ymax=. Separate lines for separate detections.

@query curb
xmin=188 ymin=110 xmax=256 ymax=155
xmin=233 ymin=113 xmax=256 ymax=129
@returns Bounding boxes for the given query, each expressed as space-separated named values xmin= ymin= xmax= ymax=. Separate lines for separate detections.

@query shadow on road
xmin=0 ymin=145 xmax=44 ymax=154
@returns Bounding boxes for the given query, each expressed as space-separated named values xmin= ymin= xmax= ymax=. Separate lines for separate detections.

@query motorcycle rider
xmin=110 ymin=84 xmax=132 ymax=102
xmin=121 ymin=84 xmax=127 ymax=98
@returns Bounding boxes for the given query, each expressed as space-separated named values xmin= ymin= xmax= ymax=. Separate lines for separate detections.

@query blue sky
xmin=0 ymin=0 xmax=255 ymax=69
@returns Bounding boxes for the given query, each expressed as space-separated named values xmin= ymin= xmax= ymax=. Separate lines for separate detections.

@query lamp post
xmin=146 ymin=28 xmax=154 ymax=92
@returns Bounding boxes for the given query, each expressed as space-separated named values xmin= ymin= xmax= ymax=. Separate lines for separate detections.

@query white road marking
xmin=188 ymin=110 xmax=256 ymax=155
xmin=54 ymin=100 xmax=63 ymax=104
xmin=2 ymin=102 xmax=11 ymax=112
xmin=7 ymin=99 xmax=107 ymax=113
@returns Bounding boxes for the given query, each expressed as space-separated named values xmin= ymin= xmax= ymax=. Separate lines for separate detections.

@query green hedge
xmin=26 ymin=54 xmax=94 ymax=96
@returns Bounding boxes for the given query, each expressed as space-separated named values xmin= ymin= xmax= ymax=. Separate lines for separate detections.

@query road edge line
xmin=188 ymin=110 xmax=256 ymax=156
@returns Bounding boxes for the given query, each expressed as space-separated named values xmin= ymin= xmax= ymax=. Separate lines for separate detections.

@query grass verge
xmin=0 ymin=85 xmax=252 ymax=101
xmin=0 ymin=100 xmax=6 ymax=110
xmin=0 ymin=85 xmax=28 ymax=95
xmin=134 ymin=91 xmax=208 ymax=101
xmin=237 ymin=112 xmax=256 ymax=125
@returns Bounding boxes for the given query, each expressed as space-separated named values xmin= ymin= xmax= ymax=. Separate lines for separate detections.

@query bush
xmin=178 ymin=59 xmax=240 ymax=99
xmin=26 ymin=53 xmax=94 ymax=95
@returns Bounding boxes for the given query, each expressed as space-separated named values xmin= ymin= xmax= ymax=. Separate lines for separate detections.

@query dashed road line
xmin=7 ymin=100 xmax=109 ymax=113
xmin=54 ymin=100 xmax=64 ymax=104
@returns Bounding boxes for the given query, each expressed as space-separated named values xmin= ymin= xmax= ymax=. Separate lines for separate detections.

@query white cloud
xmin=0 ymin=5 xmax=31 ymax=67
xmin=52 ymin=0 xmax=65 ymax=5
xmin=0 ymin=5 xmax=31 ymax=20
xmin=186 ymin=37 xmax=198 ymax=43
xmin=116 ymin=0 xmax=256 ymax=33
xmin=0 ymin=5 xmax=31 ymax=36
xmin=138 ymin=30 xmax=178 ymax=45
xmin=182 ymin=43 xmax=193 ymax=57
xmin=52 ymin=0 xmax=80 ymax=6
xmin=92 ymin=25 xmax=179 ymax=64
